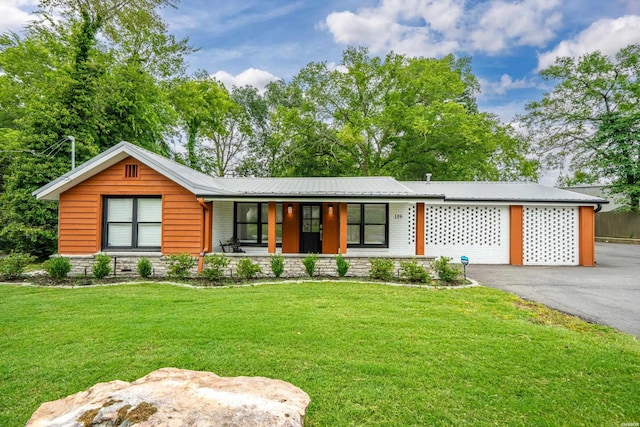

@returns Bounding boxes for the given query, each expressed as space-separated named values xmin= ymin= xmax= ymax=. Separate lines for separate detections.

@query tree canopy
xmin=251 ymin=47 xmax=536 ymax=180
xmin=0 ymin=0 xmax=189 ymax=257
xmin=522 ymin=44 xmax=640 ymax=210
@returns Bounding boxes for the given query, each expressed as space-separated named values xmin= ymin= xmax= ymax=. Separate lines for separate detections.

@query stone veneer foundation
xmin=61 ymin=253 xmax=435 ymax=279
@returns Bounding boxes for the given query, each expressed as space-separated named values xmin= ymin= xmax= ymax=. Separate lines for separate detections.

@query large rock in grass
xmin=26 ymin=367 xmax=310 ymax=426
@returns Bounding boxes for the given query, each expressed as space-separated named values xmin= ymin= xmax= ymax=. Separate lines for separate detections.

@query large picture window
xmin=235 ymin=202 xmax=282 ymax=245
xmin=347 ymin=203 xmax=388 ymax=247
xmin=103 ymin=197 xmax=161 ymax=250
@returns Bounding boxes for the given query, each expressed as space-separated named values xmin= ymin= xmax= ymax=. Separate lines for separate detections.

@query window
xmin=235 ymin=202 xmax=282 ymax=245
xmin=103 ymin=197 xmax=161 ymax=250
xmin=347 ymin=203 xmax=388 ymax=247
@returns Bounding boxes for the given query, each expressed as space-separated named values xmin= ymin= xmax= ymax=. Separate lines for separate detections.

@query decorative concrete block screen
xmin=523 ymin=207 xmax=578 ymax=265
xmin=407 ymin=204 xmax=416 ymax=247
xmin=424 ymin=205 xmax=510 ymax=264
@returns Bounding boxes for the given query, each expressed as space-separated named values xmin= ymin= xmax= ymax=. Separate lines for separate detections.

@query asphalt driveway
xmin=468 ymin=243 xmax=640 ymax=337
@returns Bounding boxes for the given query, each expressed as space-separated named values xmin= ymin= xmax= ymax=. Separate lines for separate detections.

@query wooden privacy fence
xmin=596 ymin=211 xmax=640 ymax=239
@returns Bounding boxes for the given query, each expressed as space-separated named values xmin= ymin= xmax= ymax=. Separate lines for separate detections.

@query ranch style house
xmin=33 ymin=141 xmax=607 ymax=276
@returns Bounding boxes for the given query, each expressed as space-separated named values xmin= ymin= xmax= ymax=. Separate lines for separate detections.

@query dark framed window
xmin=103 ymin=196 xmax=161 ymax=250
xmin=235 ymin=202 xmax=282 ymax=246
xmin=347 ymin=203 xmax=388 ymax=247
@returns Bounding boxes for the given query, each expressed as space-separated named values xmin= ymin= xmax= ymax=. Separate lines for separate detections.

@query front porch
xmin=208 ymin=200 xmax=423 ymax=258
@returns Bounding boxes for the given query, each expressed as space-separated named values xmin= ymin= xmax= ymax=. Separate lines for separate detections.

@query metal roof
xmin=33 ymin=141 xmax=608 ymax=205
xmin=400 ymin=181 xmax=608 ymax=204
xmin=214 ymin=176 xmax=415 ymax=196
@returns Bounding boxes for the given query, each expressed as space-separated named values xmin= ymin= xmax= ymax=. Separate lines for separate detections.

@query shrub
xmin=336 ymin=253 xmax=350 ymax=277
xmin=270 ymin=254 xmax=285 ymax=278
xmin=400 ymin=259 xmax=431 ymax=284
xmin=431 ymin=256 xmax=462 ymax=283
xmin=0 ymin=252 xmax=35 ymax=280
xmin=166 ymin=253 xmax=196 ymax=280
xmin=91 ymin=254 xmax=112 ymax=279
xmin=137 ymin=257 xmax=152 ymax=278
xmin=44 ymin=256 xmax=72 ymax=280
xmin=201 ymin=254 xmax=230 ymax=282
xmin=302 ymin=253 xmax=318 ymax=277
xmin=236 ymin=258 xmax=262 ymax=281
xmin=369 ymin=258 xmax=394 ymax=281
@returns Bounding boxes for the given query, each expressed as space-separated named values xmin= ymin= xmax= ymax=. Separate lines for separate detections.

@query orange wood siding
xmin=282 ymin=203 xmax=300 ymax=253
xmin=339 ymin=203 xmax=348 ymax=254
xmin=578 ymin=206 xmax=595 ymax=266
xmin=416 ymin=203 xmax=425 ymax=256
xmin=268 ymin=202 xmax=277 ymax=254
xmin=322 ymin=203 xmax=339 ymax=254
xmin=509 ymin=205 xmax=523 ymax=265
xmin=58 ymin=157 xmax=202 ymax=255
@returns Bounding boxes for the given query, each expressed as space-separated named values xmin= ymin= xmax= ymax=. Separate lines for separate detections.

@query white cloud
xmin=212 ymin=68 xmax=280 ymax=93
xmin=479 ymin=74 xmax=538 ymax=96
xmin=324 ymin=0 xmax=563 ymax=57
xmin=480 ymin=100 xmax=527 ymax=123
xmin=537 ymin=15 xmax=640 ymax=70
xmin=0 ymin=0 xmax=36 ymax=34
xmin=471 ymin=0 xmax=562 ymax=54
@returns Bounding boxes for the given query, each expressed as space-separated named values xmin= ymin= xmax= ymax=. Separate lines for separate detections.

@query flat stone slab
xmin=26 ymin=367 xmax=310 ymax=426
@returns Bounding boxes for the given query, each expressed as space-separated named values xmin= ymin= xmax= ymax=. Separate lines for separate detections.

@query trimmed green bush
xmin=166 ymin=253 xmax=196 ymax=280
xmin=302 ymin=253 xmax=318 ymax=277
xmin=431 ymin=256 xmax=462 ymax=283
xmin=92 ymin=254 xmax=112 ymax=279
xmin=270 ymin=254 xmax=285 ymax=278
xmin=236 ymin=258 xmax=262 ymax=280
xmin=400 ymin=259 xmax=431 ymax=283
xmin=44 ymin=256 xmax=72 ymax=280
xmin=336 ymin=253 xmax=350 ymax=277
xmin=369 ymin=258 xmax=394 ymax=281
xmin=137 ymin=257 xmax=152 ymax=278
xmin=0 ymin=252 xmax=35 ymax=280
xmin=201 ymin=254 xmax=230 ymax=282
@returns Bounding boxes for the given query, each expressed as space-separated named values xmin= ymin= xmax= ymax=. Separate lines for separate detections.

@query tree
xmin=0 ymin=0 xmax=190 ymax=256
xmin=168 ymin=77 xmax=258 ymax=176
xmin=522 ymin=44 xmax=640 ymax=210
xmin=264 ymin=47 xmax=536 ymax=180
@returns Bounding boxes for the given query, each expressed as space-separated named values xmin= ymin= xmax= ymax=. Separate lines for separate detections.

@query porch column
xmin=339 ymin=203 xmax=348 ymax=254
xmin=509 ymin=205 xmax=523 ymax=265
xmin=268 ymin=201 xmax=276 ymax=253
xmin=416 ymin=202 xmax=425 ymax=256
xmin=578 ymin=206 xmax=595 ymax=266
xmin=197 ymin=198 xmax=212 ymax=273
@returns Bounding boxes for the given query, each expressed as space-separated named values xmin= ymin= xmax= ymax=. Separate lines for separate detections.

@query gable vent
xmin=125 ymin=164 xmax=139 ymax=178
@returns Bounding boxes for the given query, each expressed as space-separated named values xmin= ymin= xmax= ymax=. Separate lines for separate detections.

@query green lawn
xmin=1 ymin=282 xmax=638 ymax=426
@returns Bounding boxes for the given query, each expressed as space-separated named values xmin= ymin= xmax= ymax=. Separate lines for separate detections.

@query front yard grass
xmin=1 ymin=282 xmax=638 ymax=426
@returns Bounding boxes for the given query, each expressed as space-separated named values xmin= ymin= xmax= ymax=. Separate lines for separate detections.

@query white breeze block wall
xmin=424 ymin=205 xmax=510 ymax=264
xmin=523 ymin=206 xmax=579 ymax=265
xmin=348 ymin=202 xmax=415 ymax=257
xmin=212 ymin=201 xmax=234 ymax=252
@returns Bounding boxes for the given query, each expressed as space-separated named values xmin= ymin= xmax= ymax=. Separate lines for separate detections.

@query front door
xmin=300 ymin=204 xmax=322 ymax=253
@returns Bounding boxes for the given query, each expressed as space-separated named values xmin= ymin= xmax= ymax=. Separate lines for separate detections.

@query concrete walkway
xmin=468 ymin=243 xmax=640 ymax=338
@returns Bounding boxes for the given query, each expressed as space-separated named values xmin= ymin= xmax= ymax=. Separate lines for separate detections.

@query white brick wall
xmin=349 ymin=203 xmax=415 ymax=257
xmin=212 ymin=201 xmax=234 ymax=252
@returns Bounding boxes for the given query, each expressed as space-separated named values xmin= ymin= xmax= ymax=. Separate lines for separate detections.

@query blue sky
xmin=159 ymin=0 xmax=640 ymax=124
xmin=3 ymin=0 xmax=639 ymax=122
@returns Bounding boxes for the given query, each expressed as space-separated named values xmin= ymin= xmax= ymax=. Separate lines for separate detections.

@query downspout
xmin=197 ymin=198 xmax=211 ymax=273
xmin=594 ymin=203 xmax=602 ymax=213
